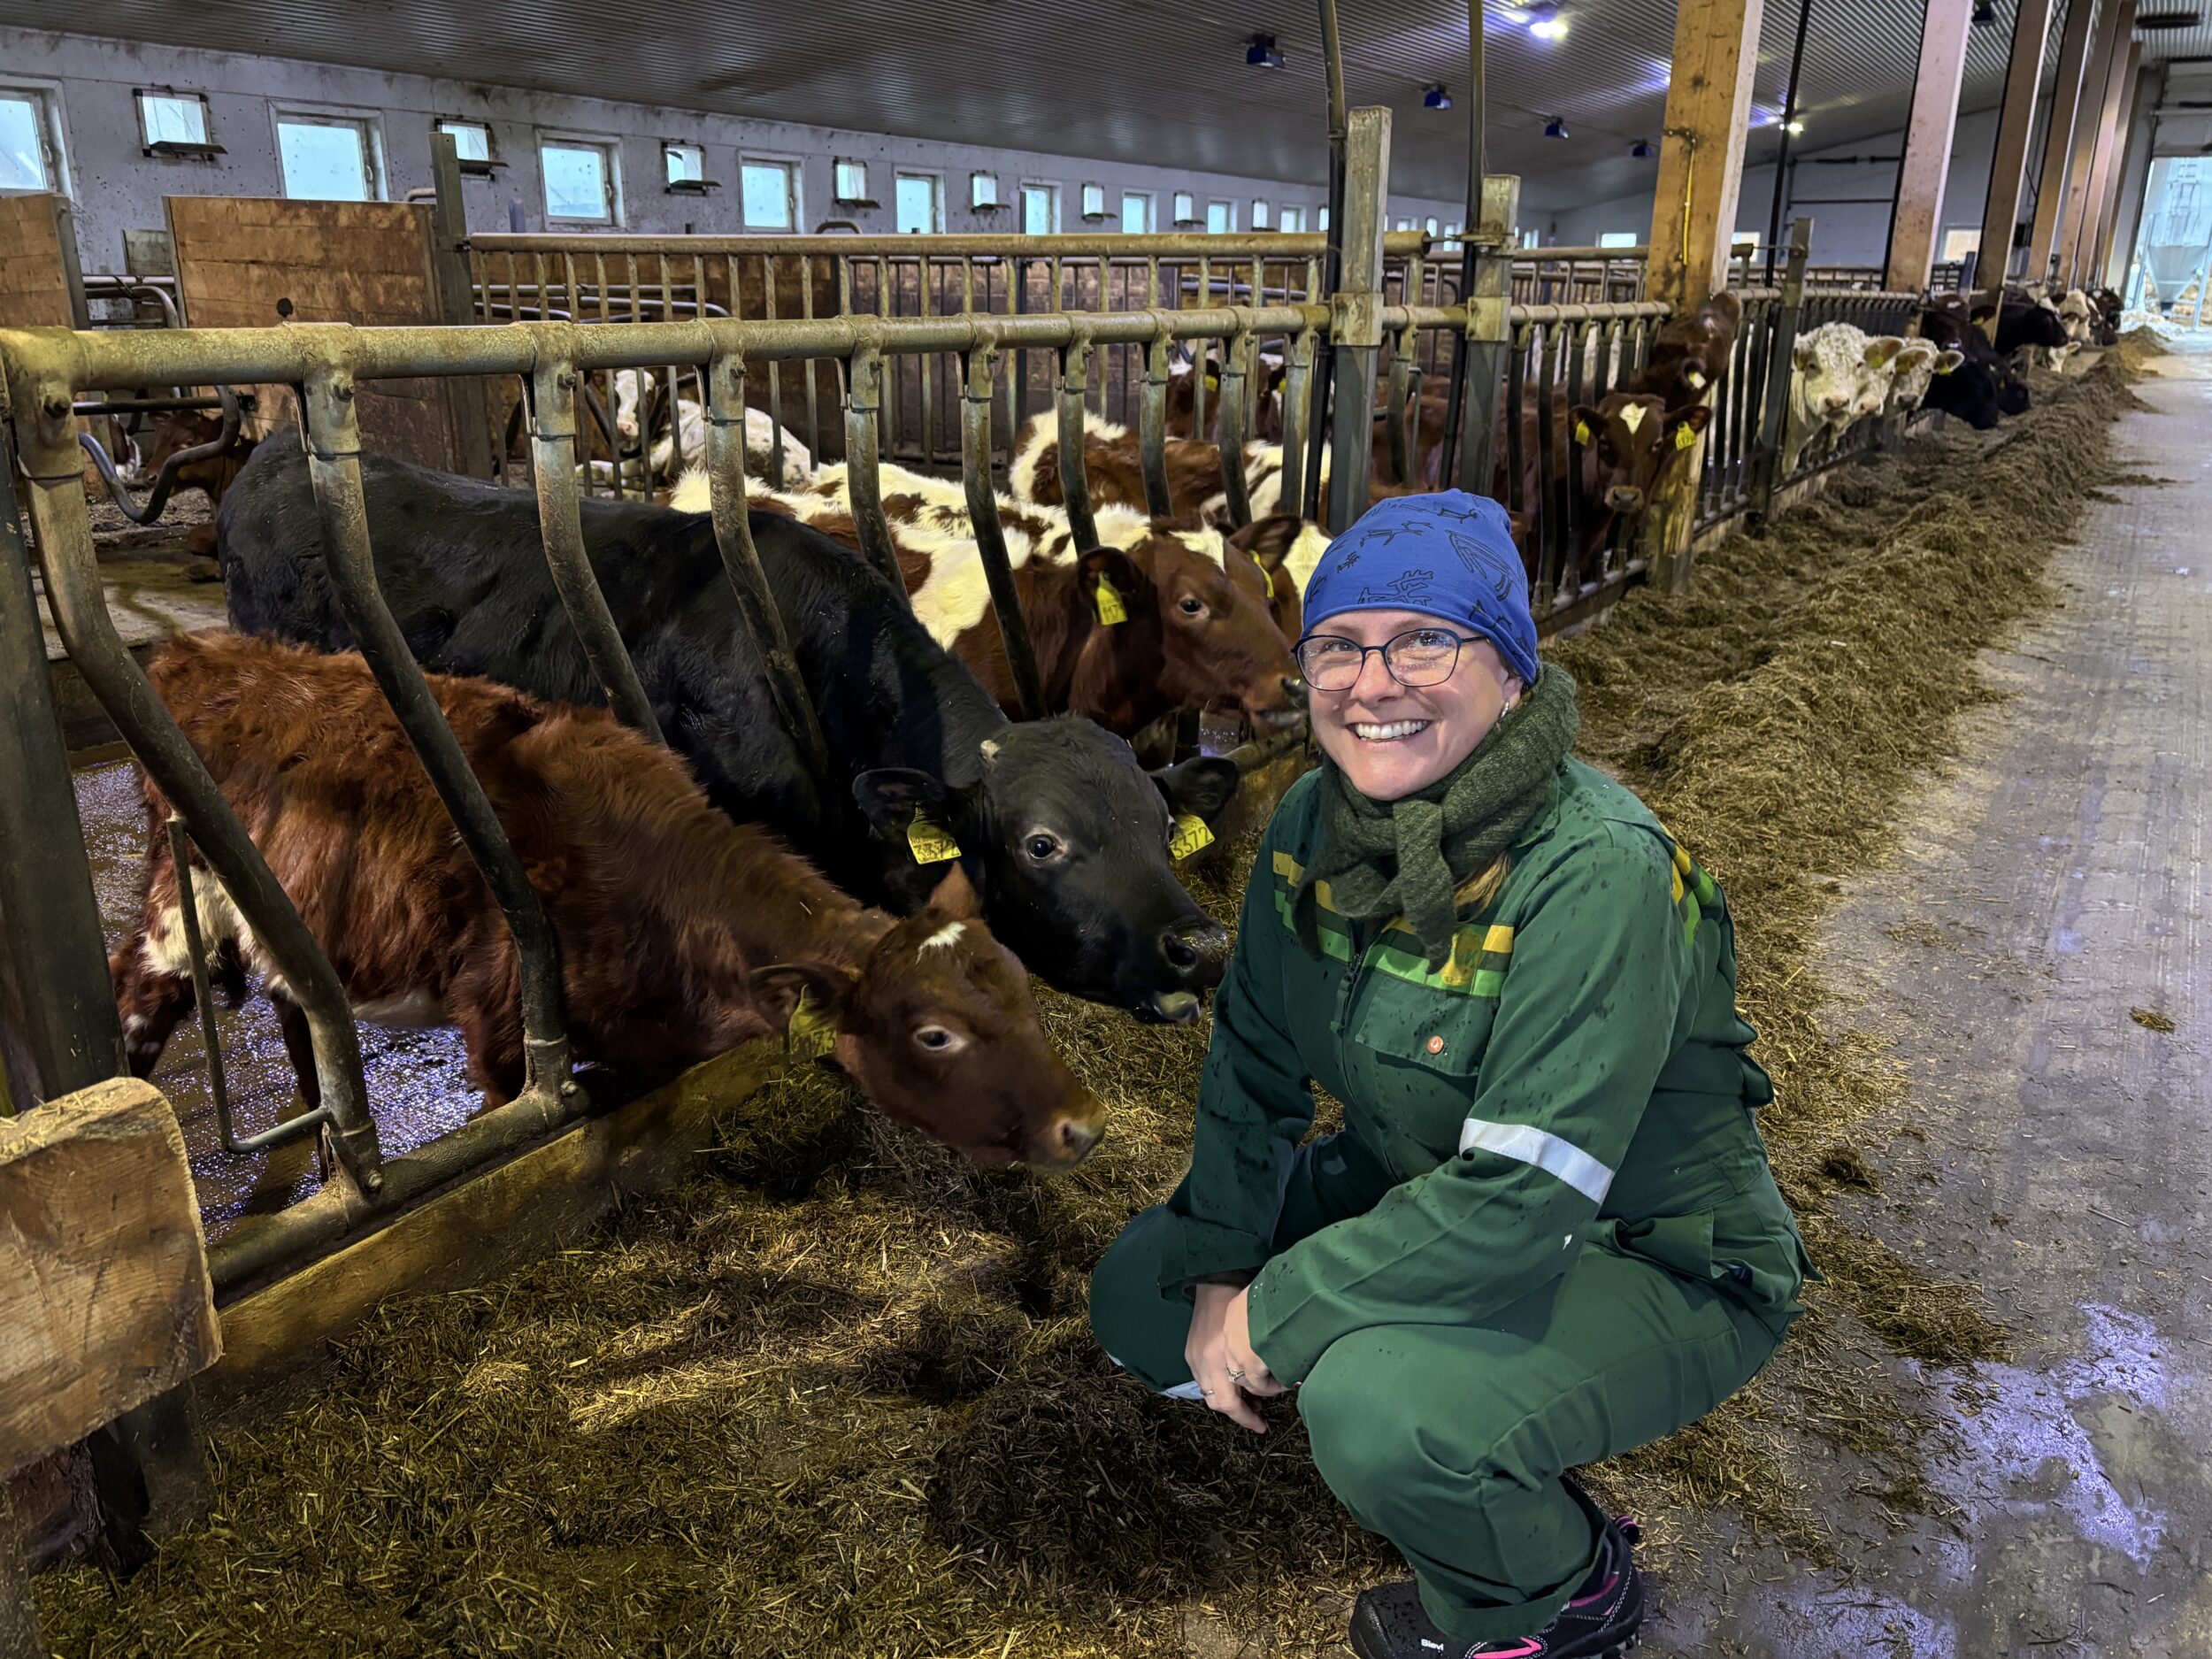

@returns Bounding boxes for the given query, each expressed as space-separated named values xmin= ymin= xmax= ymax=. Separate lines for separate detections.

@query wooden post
xmin=1976 ymin=0 xmax=2059 ymax=297
xmin=1644 ymin=0 xmax=1766 ymax=311
xmin=2096 ymin=58 xmax=2158 ymax=289
xmin=2050 ymin=0 xmax=2132 ymax=285
xmin=2025 ymin=0 xmax=2104 ymax=281
xmin=2072 ymin=34 xmax=2141 ymax=284
xmin=1885 ymin=0 xmax=1978 ymax=293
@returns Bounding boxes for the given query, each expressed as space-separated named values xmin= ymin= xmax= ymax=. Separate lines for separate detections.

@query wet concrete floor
xmin=1651 ymin=341 xmax=2212 ymax=1655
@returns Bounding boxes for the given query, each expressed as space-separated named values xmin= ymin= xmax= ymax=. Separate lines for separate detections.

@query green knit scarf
xmin=1292 ymin=664 xmax=1579 ymax=967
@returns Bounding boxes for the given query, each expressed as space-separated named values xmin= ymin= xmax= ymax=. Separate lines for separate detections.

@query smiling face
xmin=1305 ymin=608 xmax=1524 ymax=802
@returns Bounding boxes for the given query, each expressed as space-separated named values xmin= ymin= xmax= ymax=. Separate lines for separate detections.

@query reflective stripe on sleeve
xmin=1456 ymin=1117 xmax=1615 ymax=1205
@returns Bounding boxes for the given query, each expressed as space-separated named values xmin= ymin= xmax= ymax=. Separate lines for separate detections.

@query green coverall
xmin=1090 ymin=757 xmax=1815 ymax=1646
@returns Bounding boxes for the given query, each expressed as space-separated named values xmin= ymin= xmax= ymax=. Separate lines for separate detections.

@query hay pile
xmin=36 ymin=360 xmax=2139 ymax=1655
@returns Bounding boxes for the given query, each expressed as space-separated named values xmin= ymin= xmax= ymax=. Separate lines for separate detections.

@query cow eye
xmin=1025 ymin=832 xmax=1064 ymax=861
xmin=1177 ymin=595 xmax=1206 ymax=617
xmin=914 ymin=1025 xmax=966 ymax=1054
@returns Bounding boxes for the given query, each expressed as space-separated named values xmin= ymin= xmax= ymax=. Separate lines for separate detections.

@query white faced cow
xmin=1881 ymin=337 xmax=1967 ymax=419
xmin=1783 ymin=323 xmax=1908 ymax=475
xmin=610 ymin=369 xmax=812 ymax=485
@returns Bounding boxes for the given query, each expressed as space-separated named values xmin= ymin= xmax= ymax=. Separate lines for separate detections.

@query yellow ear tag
xmin=787 ymin=988 xmax=837 ymax=1060
xmin=1204 ymin=372 xmax=1220 ymax=390
xmin=1168 ymin=811 xmax=1216 ymax=860
xmin=1685 ymin=368 xmax=1708 ymax=389
xmin=1572 ymin=419 xmax=1593 ymax=445
xmin=1094 ymin=574 xmax=1129 ymax=626
xmin=1249 ymin=549 xmax=1277 ymax=598
xmin=906 ymin=811 xmax=962 ymax=864
xmin=1674 ymin=423 xmax=1699 ymax=452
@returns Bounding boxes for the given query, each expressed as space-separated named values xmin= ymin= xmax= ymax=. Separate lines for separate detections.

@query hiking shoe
xmin=1348 ymin=1512 xmax=1645 ymax=1659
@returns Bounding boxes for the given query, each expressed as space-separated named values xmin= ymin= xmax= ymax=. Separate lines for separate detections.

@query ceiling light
xmin=1544 ymin=115 xmax=1570 ymax=139
xmin=1631 ymin=138 xmax=1656 ymax=158
xmin=1786 ymin=119 xmax=1805 ymax=135
xmin=1423 ymin=84 xmax=1454 ymax=109
xmin=1971 ymin=0 xmax=1998 ymax=20
xmin=1245 ymin=33 xmax=1285 ymax=67
xmin=1524 ymin=1 xmax=1568 ymax=37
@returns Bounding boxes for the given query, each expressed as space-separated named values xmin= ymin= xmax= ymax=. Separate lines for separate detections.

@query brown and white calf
xmin=673 ymin=463 xmax=1312 ymax=739
xmin=1499 ymin=389 xmax=1711 ymax=596
xmin=114 ymin=631 xmax=1103 ymax=1169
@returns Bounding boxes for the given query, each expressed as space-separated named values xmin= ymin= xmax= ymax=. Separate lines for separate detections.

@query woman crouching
xmin=1089 ymin=491 xmax=1814 ymax=1658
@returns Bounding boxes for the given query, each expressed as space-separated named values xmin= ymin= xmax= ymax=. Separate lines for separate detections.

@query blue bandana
xmin=1298 ymin=490 xmax=1539 ymax=687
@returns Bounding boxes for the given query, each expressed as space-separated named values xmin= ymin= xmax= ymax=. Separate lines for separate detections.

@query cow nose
xmin=1160 ymin=915 xmax=1231 ymax=986
xmin=1048 ymin=1112 xmax=1104 ymax=1166
xmin=1607 ymin=487 xmax=1643 ymax=511
xmin=1822 ymin=395 xmax=1849 ymax=414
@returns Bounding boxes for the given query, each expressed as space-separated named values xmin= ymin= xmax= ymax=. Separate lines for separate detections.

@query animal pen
xmin=4 ymin=63 xmax=1966 ymax=1640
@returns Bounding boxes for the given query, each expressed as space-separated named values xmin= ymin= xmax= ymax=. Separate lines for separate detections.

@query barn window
xmin=1425 ymin=216 xmax=1440 ymax=236
xmin=136 ymin=91 xmax=218 ymax=155
xmin=437 ymin=119 xmax=493 ymax=164
xmin=833 ymin=159 xmax=871 ymax=204
xmin=895 ymin=172 xmax=941 ymax=234
xmin=541 ymin=137 xmax=616 ymax=222
xmin=1205 ymin=199 xmax=1234 ymax=234
xmin=1173 ymin=191 xmax=1197 ymax=226
xmin=1598 ymin=231 xmax=1638 ymax=249
xmin=741 ymin=158 xmax=796 ymax=228
xmin=664 ymin=142 xmax=705 ymax=186
xmin=1021 ymin=182 xmax=1058 ymax=234
xmin=1080 ymin=182 xmax=1106 ymax=219
xmin=1120 ymin=191 xmax=1153 ymax=234
xmin=0 ymin=88 xmax=64 ymax=192
xmin=1278 ymin=205 xmax=1304 ymax=233
xmin=1939 ymin=227 xmax=1980 ymax=264
xmin=1252 ymin=199 xmax=1270 ymax=229
xmin=1317 ymin=207 xmax=1330 ymax=233
xmin=275 ymin=110 xmax=382 ymax=202
xmin=971 ymin=171 xmax=1000 ymax=209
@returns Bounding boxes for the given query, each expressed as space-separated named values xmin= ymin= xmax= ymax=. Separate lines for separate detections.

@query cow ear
xmin=1079 ymin=545 xmax=1150 ymax=610
xmin=852 ymin=766 xmax=958 ymax=837
xmin=1863 ymin=335 xmax=1907 ymax=371
xmin=749 ymin=962 xmax=858 ymax=1034
xmin=922 ymin=862 xmax=984 ymax=922
xmin=1935 ymin=349 xmax=1965 ymax=374
xmin=1568 ymin=403 xmax=1604 ymax=446
xmin=1969 ymin=299 xmax=1999 ymax=325
xmin=1151 ymin=754 xmax=1241 ymax=826
xmin=1666 ymin=404 xmax=1714 ymax=440
xmin=1226 ymin=513 xmax=1302 ymax=572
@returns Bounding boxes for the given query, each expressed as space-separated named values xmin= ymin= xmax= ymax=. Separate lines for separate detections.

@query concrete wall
xmin=0 ymin=26 xmax=1466 ymax=274
xmin=1537 ymin=106 xmax=2003 ymax=272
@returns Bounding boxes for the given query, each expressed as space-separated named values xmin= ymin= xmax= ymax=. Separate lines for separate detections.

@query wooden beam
xmin=2072 ymin=34 xmax=2140 ymax=283
xmin=1644 ymin=0 xmax=1766 ymax=310
xmin=2050 ymin=0 xmax=2131 ymax=283
xmin=1976 ymin=0 xmax=2060 ymax=294
xmin=0 ymin=1078 xmax=219 ymax=1481
xmin=2025 ymin=0 xmax=2104 ymax=280
xmin=1886 ymin=0 xmax=1979 ymax=292
xmin=2095 ymin=57 xmax=2158 ymax=289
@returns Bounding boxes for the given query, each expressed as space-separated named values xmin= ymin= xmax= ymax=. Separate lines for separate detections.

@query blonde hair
xmin=1454 ymin=853 xmax=1511 ymax=914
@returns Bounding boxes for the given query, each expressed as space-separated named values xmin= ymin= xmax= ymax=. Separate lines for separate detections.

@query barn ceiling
xmin=0 ymin=0 xmax=2196 ymax=214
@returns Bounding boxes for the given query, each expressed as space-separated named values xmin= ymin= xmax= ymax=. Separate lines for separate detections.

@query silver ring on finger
xmin=1226 ymin=1367 xmax=1248 ymax=1382
xmin=1199 ymin=1386 xmax=1215 ymax=1397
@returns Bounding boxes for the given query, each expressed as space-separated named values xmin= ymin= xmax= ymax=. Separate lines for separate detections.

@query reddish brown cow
xmin=114 ymin=632 xmax=1103 ymax=1169
xmin=1164 ymin=352 xmax=1287 ymax=442
xmin=1632 ymin=290 xmax=1745 ymax=412
xmin=1499 ymin=390 xmax=1711 ymax=595
xmin=137 ymin=409 xmax=260 ymax=557
xmin=703 ymin=465 xmax=1304 ymax=740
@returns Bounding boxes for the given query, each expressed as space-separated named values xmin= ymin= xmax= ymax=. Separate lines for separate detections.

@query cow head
xmin=1074 ymin=529 xmax=1303 ymax=730
xmin=753 ymin=865 xmax=1105 ymax=1170
xmin=1884 ymin=340 xmax=1966 ymax=418
xmin=1568 ymin=394 xmax=1713 ymax=515
xmin=1641 ymin=288 xmax=1744 ymax=409
xmin=1791 ymin=323 xmax=1885 ymax=426
xmin=137 ymin=407 xmax=258 ymax=503
xmin=853 ymin=723 xmax=1240 ymax=1023
xmin=1853 ymin=335 xmax=1910 ymax=419
xmin=1166 ymin=351 xmax=1288 ymax=442
xmin=611 ymin=369 xmax=655 ymax=442
xmin=1921 ymin=353 xmax=2008 ymax=429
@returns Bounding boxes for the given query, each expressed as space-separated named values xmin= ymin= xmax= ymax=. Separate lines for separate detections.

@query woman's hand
xmin=1187 ymin=1284 xmax=1285 ymax=1432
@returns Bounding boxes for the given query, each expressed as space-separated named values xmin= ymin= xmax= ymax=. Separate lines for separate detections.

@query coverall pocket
xmin=1342 ymin=976 xmax=1497 ymax=1171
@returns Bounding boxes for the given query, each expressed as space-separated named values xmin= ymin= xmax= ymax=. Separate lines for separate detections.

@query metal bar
xmin=841 ymin=345 xmax=907 ymax=598
xmin=961 ymin=347 xmax=1047 ymax=718
xmin=467 ymin=229 xmax=1432 ymax=259
xmin=0 ymin=443 xmax=121 ymax=1105
xmin=1765 ymin=0 xmax=1816 ymax=283
xmin=1535 ymin=323 xmax=1561 ymax=595
xmin=1215 ymin=329 xmax=1255 ymax=527
xmin=1326 ymin=107 xmax=1393 ymax=534
xmin=1140 ymin=333 xmax=1173 ymax=516
xmin=1504 ymin=320 xmax=1529 ymax=532
xmin=1308 ymin=0 xmax=1352 ymax=522
xmin=12 ymin=399 xmax=383 ymax=1187
xmin=1279 ymin=326 xmax=1317 ymax=516
xmin=526 ymin=353 xmax=666 ymax=741
xmin=1194 ymin=255 xmax=1210 ymax=440
xmin=1056 ymin=334 xmax=1098 ymax=549
xmin=701 ymin=349 xmax=833 ymax=793
xmin=1749 ymin=217 xmax=1812 ymax=530
xmin=297 ymin=368 xmax=573 ymax=1110
xmin=163 ymin=816 xmax=270 ymax=1156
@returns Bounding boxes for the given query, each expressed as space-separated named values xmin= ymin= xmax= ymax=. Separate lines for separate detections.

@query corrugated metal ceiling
xmin=1 ymin=0 xmax=2194 ymax=211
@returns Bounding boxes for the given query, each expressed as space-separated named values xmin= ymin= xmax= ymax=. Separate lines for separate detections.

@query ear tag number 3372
xmin=907 ymin=811 xmax=962 ymax=864
xmin=1168 ymin=811 xmax=1215 ymax=860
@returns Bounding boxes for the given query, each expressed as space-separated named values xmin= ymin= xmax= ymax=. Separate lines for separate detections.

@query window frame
xmin=534 ymin=130 xmax=621 ymax=224
xmin=1597 ymin=231 xmax=1639 ymax=250
xmin=895 ymin=169 xmax=944 ymax=235
xmin=1019 ymin=180 xmax=1060 ymax=236
xmin=1119 ymin=190 xmax=1154 ymax=234
xmin=738 ymin=151 xmax=802 ymax=230
xmin=663 ymin=140 xmax=718 ymax=196
xmin=135 ymin=88 xmax=220 ymax=157
xmin=1205 ymin=198 xmax=1236 ymax=234
xmin=1938 ymin=226 xmax=1980 ymax=265
xmin=1079 ymin=181 xmax=1107 ymax=220
xmin=271 ymin=102 xmax=386 ymax=204
xmin=1251 ymin=198 xmax=1270 ymax=229
xmin=833 ymin=158 xmax=874 ymax=207
xmin=1277 ymin=205 xmax=1304 ymax=234
xmin=970 ymin=170 xmax=1002 ymax=211
xmin=434 ymin=117 xmax=499 ymax=173
xmin=1173 ymin=190 xmax=1199 ymax=227
xmin=0 ymin=81 xmax=68 ymax=195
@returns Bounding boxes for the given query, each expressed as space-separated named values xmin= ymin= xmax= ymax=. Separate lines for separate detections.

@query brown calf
xmin=1499 ymin=390 xmax=1711 ymax=595
xmin=684 ymin=465 xmax=1308 ymax=740
xmin=1632 ymin=289 xmax=1744 ymax=412
xmin=114 ymin=632 xmax=1103 ymax=1169
xmin=138 ymin=409 xmax=260 ymax=557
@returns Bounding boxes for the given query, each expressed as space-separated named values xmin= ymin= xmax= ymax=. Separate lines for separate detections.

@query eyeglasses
xmin=1294 ymin=627 xmax=1485 ymax=690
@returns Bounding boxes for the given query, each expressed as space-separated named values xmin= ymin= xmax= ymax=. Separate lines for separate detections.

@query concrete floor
xmin=1654 ymin=342 xmax=2212 ymax=1655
